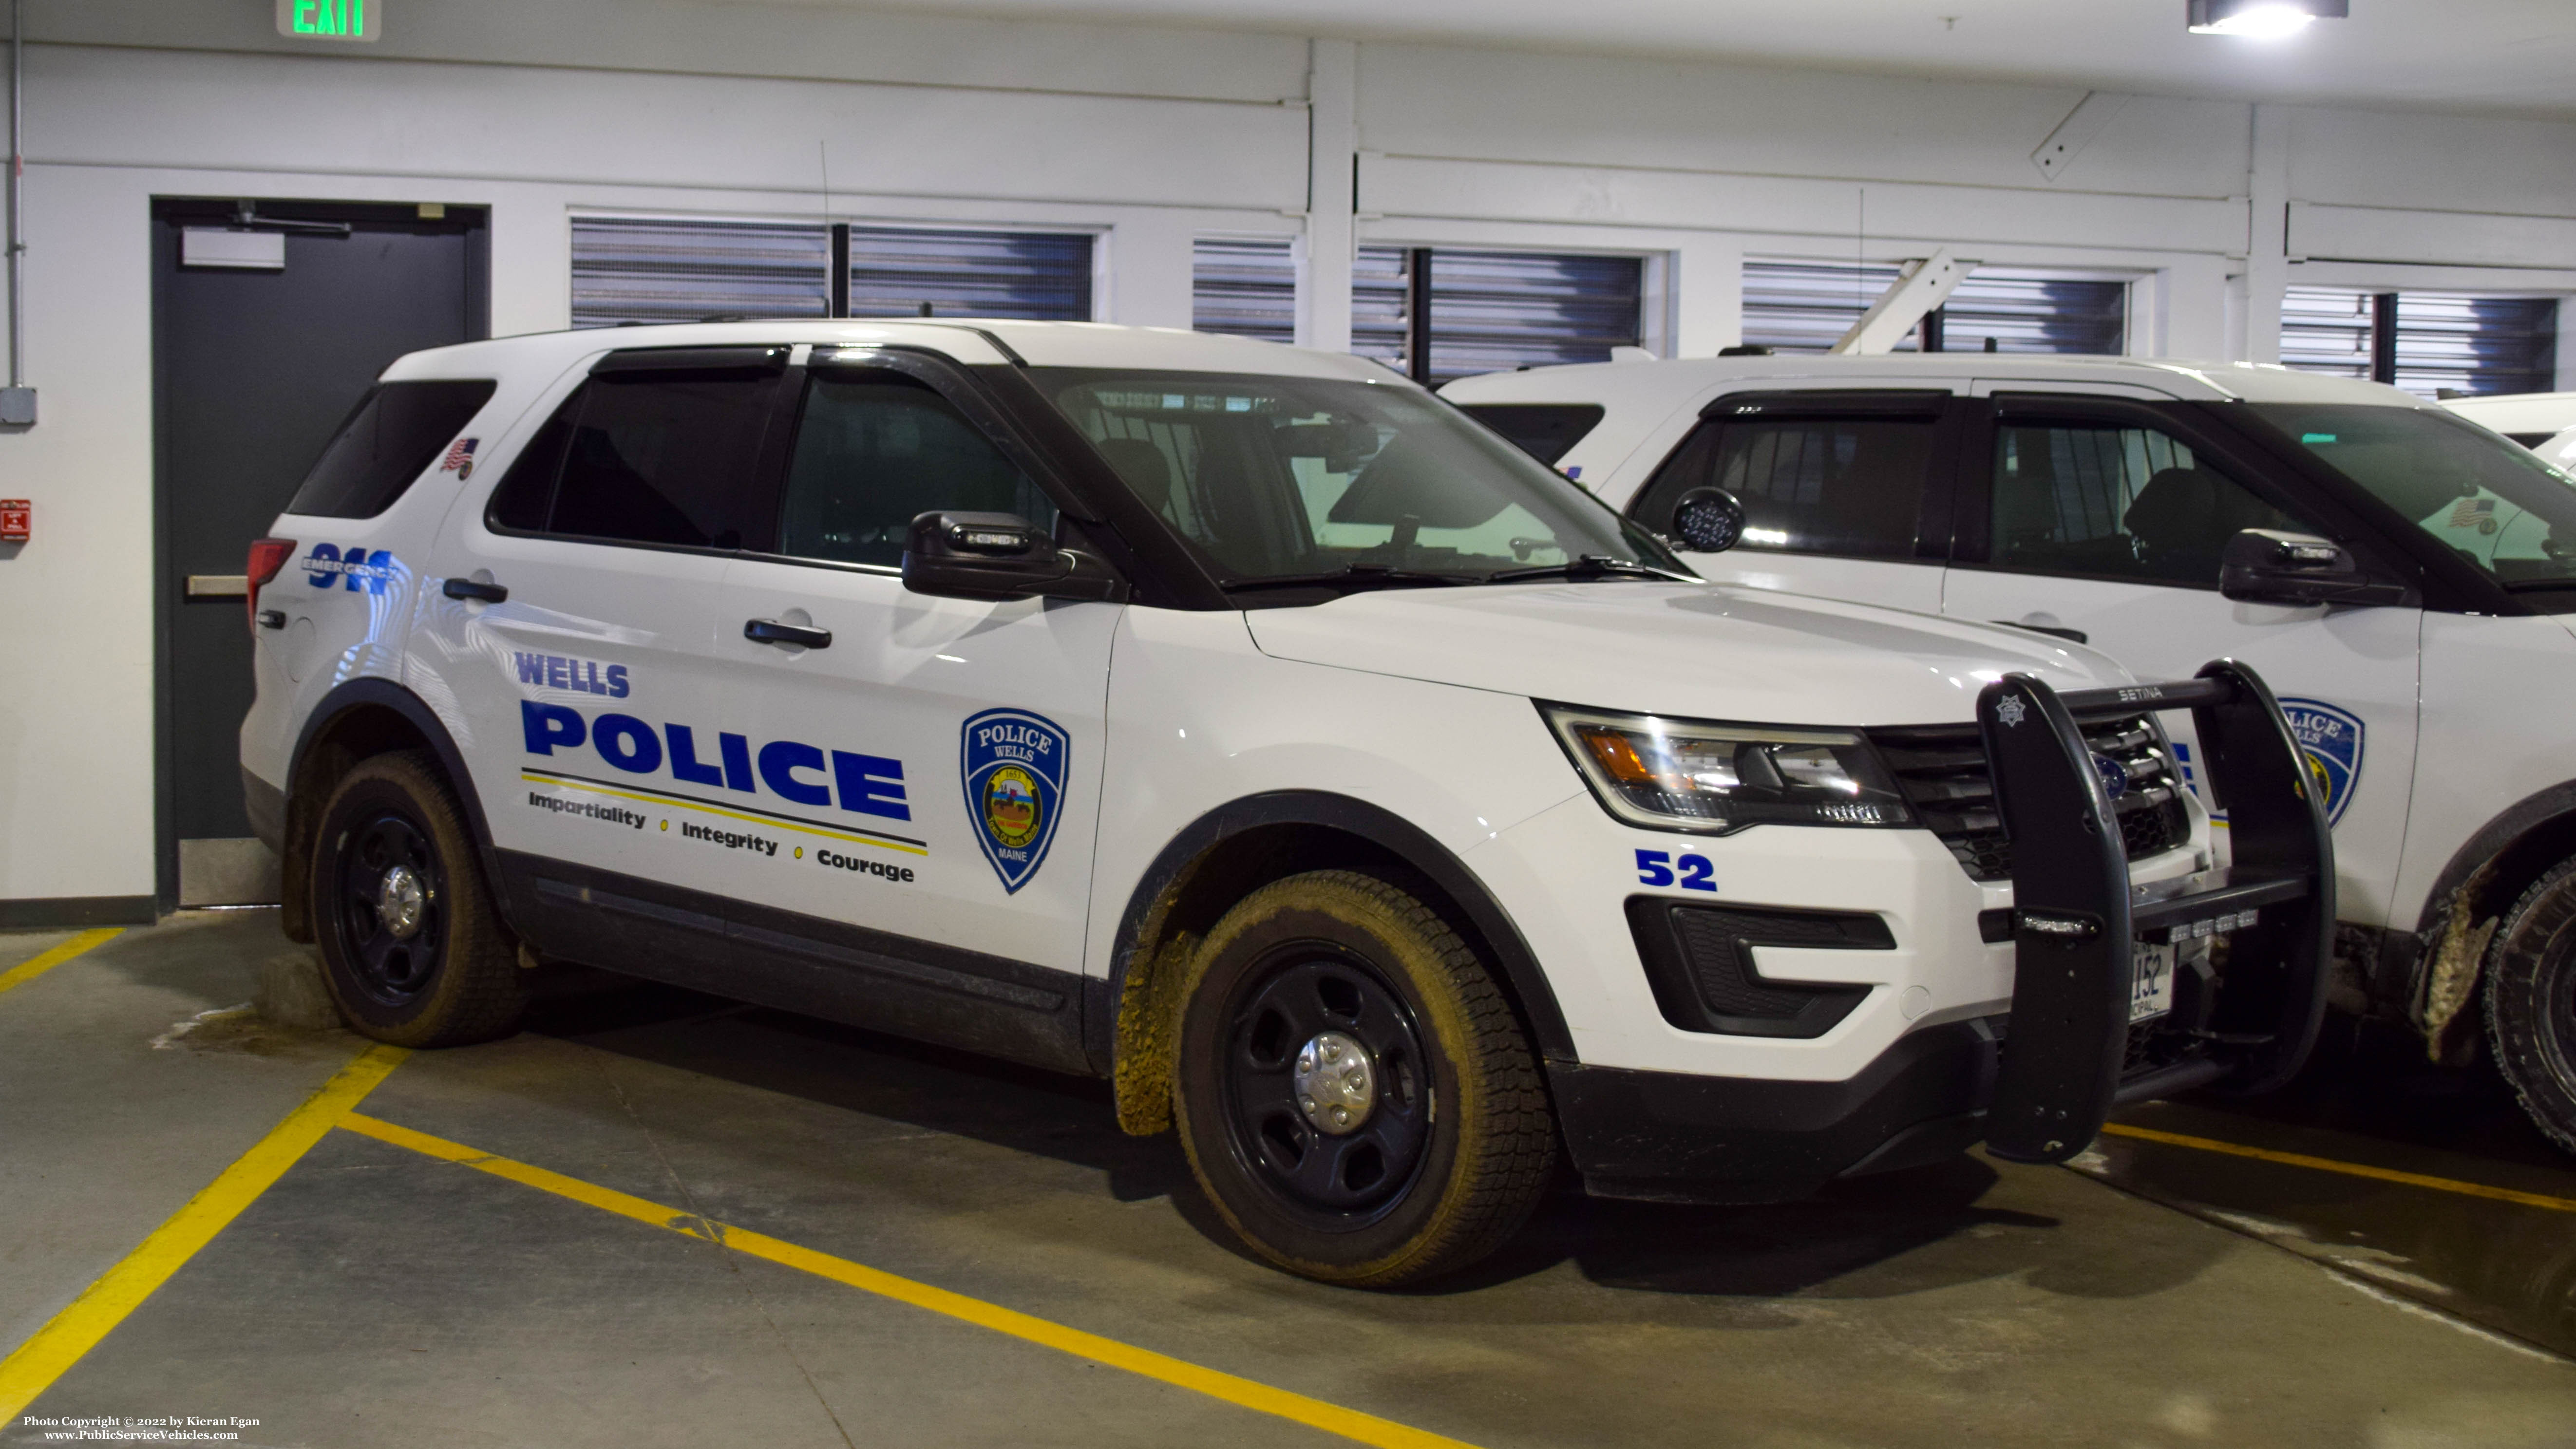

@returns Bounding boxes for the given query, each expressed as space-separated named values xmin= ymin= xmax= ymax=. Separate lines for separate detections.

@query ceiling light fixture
xmin=2187 ymin=0 xmax=2348 ymax=37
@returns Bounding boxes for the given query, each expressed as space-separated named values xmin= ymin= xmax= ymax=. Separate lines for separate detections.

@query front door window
xmin=1986 ymin=422 xmax=2312 ymax=588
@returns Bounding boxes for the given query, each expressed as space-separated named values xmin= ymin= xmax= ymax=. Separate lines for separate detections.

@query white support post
xmin=1105 ymin=214 xmax=1193 ymax=330
xmin=2557 ymin=299 xmax=2576 ymax=391
xmin=1294 ymin=38 xmax=1356 ymax=354
xmin=2243 ymin=105 xmax=2291 ymax=366
xmin=1672 ymin=238 xmax=1742 ymax=358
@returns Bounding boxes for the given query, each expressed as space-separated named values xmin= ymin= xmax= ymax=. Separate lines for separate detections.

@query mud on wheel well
xmin=2401 ymin=804 xmax=2576 ymax=1045
xmin=279 ymin=706 xmax=438 ymax=944
xmin=1108 ymin=819 xmax=1561 ymax=1137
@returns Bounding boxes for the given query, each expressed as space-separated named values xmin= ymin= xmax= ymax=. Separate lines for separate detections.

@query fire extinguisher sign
xmin=0 ymin=500 xmax=28 ymax=543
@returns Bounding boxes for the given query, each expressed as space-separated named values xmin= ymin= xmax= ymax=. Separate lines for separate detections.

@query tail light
xmin=246 ymin=537 xmax=298 ymax=632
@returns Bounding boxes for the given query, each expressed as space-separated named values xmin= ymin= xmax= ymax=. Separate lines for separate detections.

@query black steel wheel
xmin=1220 ymin=951 xmax=1432 ymax=1225
xmin=331 ymin=810 xmax=446 ymax=1009
xmin=1173 ymin=870 xmax=1555 ymax=1287
xmin=311 ymin=751 xmax=526 ymax=1047
xmin=2485 ymin=857 xmax=2576 ymax=1157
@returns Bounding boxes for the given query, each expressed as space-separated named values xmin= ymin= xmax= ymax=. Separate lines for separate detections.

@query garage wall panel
xmin=2290 ymin=202 xmax=2576 ymax=271
xmin=1358 ymin=154 xmax=2247 ymax=256
xmin=36 ymin=0 xmax=1312 ymax=106
xmin=1353 ymin=43 xmax=2254 ymax=202
xmin=2285 ymin=106 xmax=2576 ymax=219
xmin=0 ymin=166 xmax=160 ymax=902
xmin=31 ymin=46 xmax=1309 ymax=214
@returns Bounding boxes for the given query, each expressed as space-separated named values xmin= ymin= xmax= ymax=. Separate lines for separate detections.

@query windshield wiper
xmin=1222 ymin=565 xmax=1479 ymax=596
xmin=1484 ymin=554 xmax=1700 ymax=585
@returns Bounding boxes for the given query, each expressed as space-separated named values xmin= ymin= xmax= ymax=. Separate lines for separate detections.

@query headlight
xmin=1541 ymin=703 xmax=1914 ymax=834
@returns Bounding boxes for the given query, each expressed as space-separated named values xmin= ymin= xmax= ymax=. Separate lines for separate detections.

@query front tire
xmin=310 ymin=751 xmax=526 ymax=1047
xmin=1171 ymin=870 xmax=1554 ymax=1286
xmin=2483 ymin=858 xmax=2576 ymax=1156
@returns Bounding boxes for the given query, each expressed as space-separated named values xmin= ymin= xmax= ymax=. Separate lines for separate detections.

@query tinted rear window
xmin=1460 ymin=403 xmax=1604 ymax=467
xmin=286 ymin=380 xmax=496 ymax=519
xmin=1633 ymin=414 xmax=1935 ymax=559
xmin=486 ymin=370 xmax=777 ymax=549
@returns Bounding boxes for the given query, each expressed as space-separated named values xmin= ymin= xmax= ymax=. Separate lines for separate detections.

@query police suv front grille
xmin=1868 ymin=715 xmax=2191 ymax=883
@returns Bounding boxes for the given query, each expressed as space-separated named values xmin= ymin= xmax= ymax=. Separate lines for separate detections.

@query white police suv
xmin=1448 ymin=353 xmax=2576 ymax=1156
xmin=241 ymin=321 xmax=2331 ymax=1285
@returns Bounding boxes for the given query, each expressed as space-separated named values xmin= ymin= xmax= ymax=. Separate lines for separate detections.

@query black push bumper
xmin=1557 ymin=659 xmax=2334 ymax=1202
xmin=1974 ymin=659 xmax=2333 ymax=1162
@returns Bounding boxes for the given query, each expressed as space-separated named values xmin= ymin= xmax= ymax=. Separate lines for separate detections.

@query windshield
xmin=2254 ymin=403 xmax=2576 ymax=591
xmin=1033 ymin=369 xmax=1676 ymax=589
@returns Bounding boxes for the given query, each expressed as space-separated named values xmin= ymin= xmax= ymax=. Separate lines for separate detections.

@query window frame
xmin=1949 ymin=394 xmax=2389 ymax=593
xmin=1625 ymin=390 xmax=1965 ymax=565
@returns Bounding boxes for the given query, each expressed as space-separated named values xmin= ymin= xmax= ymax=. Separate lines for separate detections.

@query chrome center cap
xmin=1292 ymin=1030 xmax=1376 ymax=1136
xmin=377 ymin=864 xmax=427 ymax=941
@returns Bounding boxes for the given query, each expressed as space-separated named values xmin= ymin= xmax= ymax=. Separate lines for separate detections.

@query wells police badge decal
xmin=961 ymin=709 xmax=1070 ymax=893
xmin=2278 ymin=697 xmax=2366 ymax=827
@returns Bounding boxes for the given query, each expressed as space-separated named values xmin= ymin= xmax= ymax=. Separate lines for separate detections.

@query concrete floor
xmin=5 ymin=912 xmax=2575 ymax=1449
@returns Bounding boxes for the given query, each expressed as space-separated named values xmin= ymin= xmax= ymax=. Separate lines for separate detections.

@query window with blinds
xmin=1193 ymin=237 xmax=1298 ymax=344
xmin=2282 ymin=286 xmax=2559 ymax=397
xmin=2280 ymin=287 xmax=2376 ymax=380
xmin=1352 ymin=247 xmax=1645 ymax=385
xmin=569 ymin=217 xmax=1094 ymax=328
xmin=570 ymin=217 xmax=830 ymax=329
xmin=1740 ymin=262 xmax=2128 ymax=356
xmin=843 ymin=226 xmax=1093 ymax=321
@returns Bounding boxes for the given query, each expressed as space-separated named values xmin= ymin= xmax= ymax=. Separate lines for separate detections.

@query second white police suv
xmin=239 ymin=321 xmax=2332 ymax=1285
xmin=1447 ymin=352 xmax=2576 ymax=1160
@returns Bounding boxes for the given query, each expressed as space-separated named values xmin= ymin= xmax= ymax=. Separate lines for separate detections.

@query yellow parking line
xmin=0 ymin=1044 xmax=410 ymax=1420
xmin=341 ymin=1111 xmax=1480 ymax=1449
xmin=0 ymin=929 xmax=124 ymax=998
xmin=2099 ymin=1122 xmax=2576 ymax=1213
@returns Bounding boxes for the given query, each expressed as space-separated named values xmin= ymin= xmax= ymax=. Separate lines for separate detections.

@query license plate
xmin=2130 ymin=941 xmax=2176 ymax=1023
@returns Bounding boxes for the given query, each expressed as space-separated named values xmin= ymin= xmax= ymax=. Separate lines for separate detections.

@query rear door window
xmin=774 ymin=370 xmax=1058 ymax=568
xmin=485 ymin=357 xmax=782 ymax=549
xmin=1629 ymin=394 xmax=1948 ymax=558
xmin=1984 ymin=419 xmax=2313 ymax=587
xmin=286 ymin=379 xmax=496 ymax=519
xmin=1459 ymin=403 xmax=1605 ymax=467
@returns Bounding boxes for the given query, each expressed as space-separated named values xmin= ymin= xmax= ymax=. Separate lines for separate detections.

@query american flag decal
xmin=441 ymin=437 xmax=479 ymax=472
xmin=2447 ymin=495 xmax=2496 ymax=528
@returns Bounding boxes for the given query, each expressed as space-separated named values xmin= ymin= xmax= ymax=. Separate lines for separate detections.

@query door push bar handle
xmin=745 ymin=618 xmax=832 ymax=650
xmin=443 ymin=578 xmax=509 ymax=603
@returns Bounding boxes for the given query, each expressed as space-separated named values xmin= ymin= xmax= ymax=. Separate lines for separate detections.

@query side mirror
xmin=901 ymin=511 xmax=1126 ymax=603
xmin=2218 ymin=529 xmax=2409 ymax=608
xmin=1669 ymin=488 xmax=1747 ymax=554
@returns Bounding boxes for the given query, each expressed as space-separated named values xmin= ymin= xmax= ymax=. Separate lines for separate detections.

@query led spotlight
xmin=2187 ymin=0 xmax=2348 ymax=37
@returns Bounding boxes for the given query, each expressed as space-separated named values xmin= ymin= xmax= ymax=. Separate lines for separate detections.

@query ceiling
xmin=820 ymin=0 xmax=2576 ymax=117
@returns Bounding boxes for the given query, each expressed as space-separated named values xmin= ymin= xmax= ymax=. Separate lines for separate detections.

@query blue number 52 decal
xmin=1634 ymin=849 xmax=1717 ymax=892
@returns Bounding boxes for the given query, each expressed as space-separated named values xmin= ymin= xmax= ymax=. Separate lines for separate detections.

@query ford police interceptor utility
xmin=240 ymin=321 xmax=2331 ymax=1286
xmin=1448 ymin=353 xmax=2576 ymax=1157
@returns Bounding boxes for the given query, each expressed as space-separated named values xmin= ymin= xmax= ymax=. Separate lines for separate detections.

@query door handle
xmin=443 ymin=578 xmax=509 ymax=603
xmin=745 ymin=618 xmax=832 ymax=650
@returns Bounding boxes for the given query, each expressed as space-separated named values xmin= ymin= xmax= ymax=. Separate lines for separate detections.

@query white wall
xmin=2 ymin=0 xmax=2573 ymax=909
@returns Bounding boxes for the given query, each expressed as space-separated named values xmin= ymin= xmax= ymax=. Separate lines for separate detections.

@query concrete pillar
xmin=1295 ymin=38 xmax=1356 ymax=353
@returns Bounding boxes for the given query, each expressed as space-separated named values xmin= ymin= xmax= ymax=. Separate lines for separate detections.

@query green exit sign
xmin=276 ymin=0 xmax=380 ymax=41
